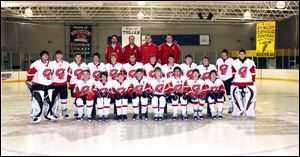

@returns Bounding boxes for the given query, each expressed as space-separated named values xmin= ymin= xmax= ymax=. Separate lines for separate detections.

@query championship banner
xmin=70 ymin=25 xmax=92 ymax=57
xmin=256 ymin=21 xmax=276 ymax=58
xmin=122 ymin=26 xmax=141 ymax=47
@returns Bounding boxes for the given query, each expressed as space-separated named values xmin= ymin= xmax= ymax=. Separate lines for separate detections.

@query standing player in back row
xmin=198 ymin=56 xmax=217 ymax=80
xmin=87 ymin=53 xmax=106 ymax=82
xmin=216 ymin=49 xmax=234 ymax=113
xmin=180 ymin=55 xmax=198 ymax=79
xmin=231 ymin=49 xmax=256 ymax=117
xmin=161 ymin=54 xmax=180 ymax=78
xmin=123 ymin=54 xmax=143 ymax=81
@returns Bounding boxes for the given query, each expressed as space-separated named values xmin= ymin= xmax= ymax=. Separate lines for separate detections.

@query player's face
xmin=185 ymin=57 xmax=192 ymax=65
xmin=193 ymin=72 xmax=199 ymax=79
xmin=166 ymin=36 xmax=173 ymax=43
xmin=202 ymin=59 xmax=209 ymax=66
xmin=221 ymin=52 xmax=228 ymax=59
xmin=129 ymin=36 xmax=135 ymax=44
xmin=145 ymin=36 xmax=152 ymax=43
xmin=111 ymin=37 xmax=118 ymax=44
xmin=210 ymin=73 xmax=217 ymax=81
xmin=155 ymin=70 xmax=161 ymax=78
xmin=41 ymin=54 xmax=48 ymax=61
xmin=101 ymin=75 xmax=107 ymax=82
xmin=168 ymin=57 xmax=174 ymax=64
xmin=82 ymin=72 xmax=89 ymax=80
xmin=129 ymin=55 xmax=136 ymax=63
xmin=56 ymin=54 xmax=63 ymax=61
xmin=111 ymin=56 xmax=117 ymax=63
xmin=239 ymin=52 xmax=246 ymax=59
xmin=136 ymin=72 xmax=142 ymax=80
xmin=118 ymin=75 xmax=124 ymax=81
xmin=75 ymin=55 xmax=81 ymax=63
xmin=174 ymin=69 xmax=181 ymax=77
xmin=150 ymin=57 xmax=156 ymax=64
xmin=93 ymin=56 xmax=99 ymax=63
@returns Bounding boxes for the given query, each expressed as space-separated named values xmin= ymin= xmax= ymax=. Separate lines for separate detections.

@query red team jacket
xmin=123 ymin=44 xmax=141 ymax=63
xmin=140 ymin=43 xmax=160 ymax=64
xmin=105 ymin=44 xmax=123 ymax=63
xmin=159 ymin=42 xmax=181 ymax=65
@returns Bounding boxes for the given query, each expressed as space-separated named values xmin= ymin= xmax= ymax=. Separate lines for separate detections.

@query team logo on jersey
xmin=155 ymin=84 xmax=164 ymax=93
xmin=110 ymin=69 xmax=118 ymax=79
xmin=93 ymin=71 xmax=101 ymax=80
xmin=202 ymin=72 xmax=210 ymax=80
xmin=149 ymin=70 xmax=155 ymax=78
xmin=174 ymin=84 xmax=183 ymax=93
xmin=43 ymin=69 xmax=52 ymax=80
xmin=74 ymin=69 xmax=83 ymax=79
xmin=220 ymin=64 xmax=229 ymax=75
xmin=129 ymin=70 xmax=136 ymax=78
xmin=134 ymin=85 xmax=143 ymax=94
xmin=192 ymin=84 xmax=201 ymax=92
xmin=211 ymin=86 xmax=218 ymax=93
xmin=238 ymin=67 xmax=248 ymax=78
xmin=167 ymin=71 xmax=174 ymax=78
xmin=117 ymin=87 xmax=126 ymax=95
xmin=56 ymin=68 xmax=65 ymax=79
xmin=81 ymin=86 xmax=90 ymax=95
xmin=99 ymin=88 xmax=108 ymax=94
xmin=187 ymin=70 xmax=193 ymax=79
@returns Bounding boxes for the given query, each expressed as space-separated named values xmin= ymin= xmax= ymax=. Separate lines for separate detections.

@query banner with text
xmin=256 ymin=21 xmax=276 ymax=58
xmin=122 ymin=26 xmax=141 ymax=47
xmin=70 ymin=25 xmax=92 ymax=57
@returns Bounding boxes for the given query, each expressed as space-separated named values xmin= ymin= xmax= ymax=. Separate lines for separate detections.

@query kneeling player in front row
xmin=128 ymin=69 xmax=151 ymax=120
xmin=149 ymin=67 xmax=173 ymax=121
xmin=73 ymin=70 xmax=96 ymax=121
xmin=169 ymin=66 xmax=189 ymax=120
xmin=205 ymin=70 xmax=226 ymax=119
xmin=187 ymin=69 xmax=206 ymax=120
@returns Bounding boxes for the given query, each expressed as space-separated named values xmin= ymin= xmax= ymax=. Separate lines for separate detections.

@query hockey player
xmin=94 ymin=72 xmax=112 ymax=122
xmin=198 ymin=56 xmax=217 ymax=80
xmin=186 ymin=69 xmax=206 ymax=120
xmin=205 ymin=70 xmax=226 ymax=119
xmin=143 ymin=54 xmax=162 ymax=79
xmin=231 ymin=49 xmax=256 ymax=117
xmin=216 ymin=49 xmax=234 ymax=113
xmin=169 ymin=66 xmax=189 ymax=120
xmin=73 ymin=70 xmax=96 ymax=121
xmin=50 ymin=50 xmax=70 ymax=118
xmin=105 ymin=53 xmax=124 ymax=80
xmin=105 ymin=35 xmax=123 ymax=63
xmin=128 ymin=69 xmax=151 ymax=120
xmin=140 ymin=34 xmax=160 ymax=64
xmin=123 ymin=35 xmax=141 ymax=63
xmin=111 ymin=72 xmax=131 ymax=122
xmin=26 ymin=50 xmax=55 ymax=123
xmin=148 ymin=67 xmax=173 ymax=121
xmin=122 ymin=54 xmax=143 ymax=81
xmin=68 ymin=52 xmax=87 ymax=117
xmin=87 ymin=53 xmax=106 ymax=81
xmin=161 ymin=54 xmax=180 ymax=78
xmin=180 ymin=55 xmax=197 ymax=79
xmin=159 ymin=34 xmax=181 ymax=65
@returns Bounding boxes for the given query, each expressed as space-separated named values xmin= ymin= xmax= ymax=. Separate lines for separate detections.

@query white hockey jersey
xmin=51 ymin=60 xmax=70 ymax=86
xmin=122 ymin=62 xmax=144 ymax=80
xmin=169 ymin=76 xmax=189 ymax=93
xmin=105 ymin=63 xmax=123 ymax=80
xmin=231 ymin=58 xmax=256 ymax=86
xmin=204 ymin=79 xmax=225 ymax=93
xmin=180 ymin=63 xmax=198 ymax=79
xmin=197 ymin=64 xmax=217 ymax=80
xmin=186 ymin=78 xmax=206 ymax=97
xmin=94 ymin=80 xmax=113 ymax=94
xmin=216 ymin=58 xmax=234 ymax=81
xmin=87 ymin=62 xmax=106 ymax=81
xmin=143 ymin=63 xmax=162 ymax=78
xmin=148 ymin=77 xmax=173 ymax=95
xmin=161 ymin=63 xmax=180 ymax=78
xmin=73 ymin=79 xmax=96 ymax=99
xmin=68 ymin=62 xmax=87 ymax=88
xmin=111 ymin=80 xmax=131 ymax=95
xmin=26 ymin=59 xmax=53 ymax=86
xmin=128 ymin=77 xmax=151 ymax=95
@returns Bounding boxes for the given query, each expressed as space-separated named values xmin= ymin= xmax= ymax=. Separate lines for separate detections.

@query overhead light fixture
xmin=1 ymin=1 xmax=4 ymax=8
xmin=197 ymin=12 xmax=204 ymax=19
xmin=24 ymin=8 xmax=33 ymax=17
xmin=207 ymin=12 xmax=214 ymax=20
xmin=243 ymin=10 xmax=252 ymax=19
xmin=137 ymin=1 xmax=146 ymax=6
xmin=137 ymin=11 xmax=144 ymax=19
xmin=276 ymin=1 xmax=286 ymax=9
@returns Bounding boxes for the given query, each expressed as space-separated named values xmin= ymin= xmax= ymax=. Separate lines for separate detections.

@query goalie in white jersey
xmin=231 ymin=49 xmax=256 ymax=117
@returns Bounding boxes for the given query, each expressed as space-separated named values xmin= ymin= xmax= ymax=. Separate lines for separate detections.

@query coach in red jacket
xmin=105 ymin=35 xmax=123 ymax=63
xmin=140 ymin=34 xmax=160 ymax=64
xmin=123 ymin=35 xmax=141 ymax=63
xmin=159 ymin=34 xmax=181 ymax=65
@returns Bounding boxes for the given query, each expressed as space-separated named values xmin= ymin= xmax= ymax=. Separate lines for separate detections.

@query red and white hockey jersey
xmin=169 ymin=76 xmax=189 ymax=94
xmin=216 ymin=58 xmax=234 ymax=81
xmin=128 ymin=78 xmax=151 ymax=95
xmin=161 ymin=63 xmax=180 ymax=78
xmin=94 ymin=80 xmax=113 ymax=94
xmin=73 ymin=79 xmax=96 ymax=100
xmin=148 ymin=77 xmax=173 ymax=95
xmin=26 ymin=59 xmax=53 ymax=86
xmin=68 ymin=62 xmax=87 ymax=88
xmin=204 ymin=78 xmax=225 ymax=94
xmin=186 ymin=78 xmax=206 ymax=97
xmin=231 ymin=58 xmax=256 ymax=86
xmin=197 ymin=64 xmax=217 ymax=80
xmin=87 ymin=62 xmax=106 ymax=81
xmin=122 ymin=62 xmax=144 ymax=81
xmin=143 ymin=63 xmax=162 ymax=78
xmin=105 ymin=63 xmax=123 ymax=80
xmin=180 ymin=63 xmax=198 ymax=79
xmin=51 ymin=60 xmax=70 ymax=86
xmin=111 ymin=80 xmax=131 ymax=96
